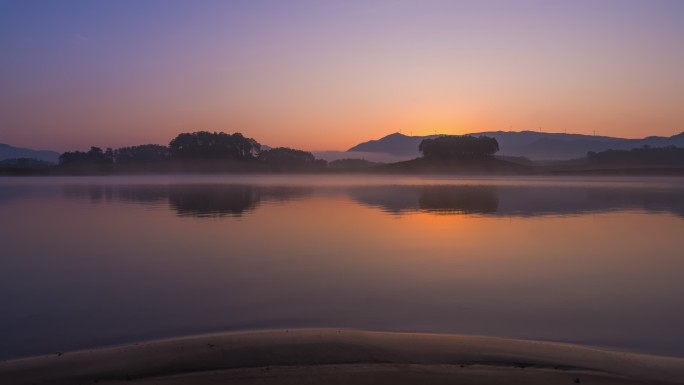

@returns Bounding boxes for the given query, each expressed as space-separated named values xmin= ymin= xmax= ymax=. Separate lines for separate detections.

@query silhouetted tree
xmin=259 ymin=147 xmax=314 ymax=165
xmin=59 ymin=146 xmax=114 ymax=165
xmin=419 ymin=135 xmax=499 ymax=159
xmin=169 ymin=131 xmax=260 ymax=160
xmin=114 ymin=144 xmax=169 ymax=163
xmin=586 ymin=145 xmax=684 ymax=166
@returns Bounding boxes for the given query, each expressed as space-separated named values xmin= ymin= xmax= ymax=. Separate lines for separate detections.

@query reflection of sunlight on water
xmin=1 ymin=175 xmax=684 ymax=359
xmin=3 ymin=175 xmax=684 ymax=220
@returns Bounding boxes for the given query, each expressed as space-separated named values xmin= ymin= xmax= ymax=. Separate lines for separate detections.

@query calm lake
xmin=1 ymin=175 xmax=684 ymax=360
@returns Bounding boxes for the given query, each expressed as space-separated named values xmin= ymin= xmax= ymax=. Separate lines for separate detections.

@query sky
xmin=1 ymin=0 xmax=684 ymax=152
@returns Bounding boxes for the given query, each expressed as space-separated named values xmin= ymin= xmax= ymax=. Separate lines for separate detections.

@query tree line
xmin=419 ymin=135 xmax=500 ymax=159
xmin=59 ymin=131 xmax=325 ymax=169
xmin=56 ymin=131 xmax=509 ymax=174
xmin=17 ymin=131 xmax=684 ymax=175
xmin=586 ymin=145 xmax=684 ymax=166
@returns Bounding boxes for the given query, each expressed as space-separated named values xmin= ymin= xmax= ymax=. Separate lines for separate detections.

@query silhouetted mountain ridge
xmin=347 ymin=131 xmax=684 ymax=160
xmin=348 ymin=133 xmax=440 ymax=156
xmin=0 ymin=143 xmax=59 ymax=163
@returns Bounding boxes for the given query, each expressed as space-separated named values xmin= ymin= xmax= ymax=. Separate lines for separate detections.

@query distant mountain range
xmin=4 ymin=130 xmax=684 ymax=165
xmin=346 ymin=131 xmax=684 ymax=161
xmin=0 ymin=143 xmax=60 ymax=163
xmin=347 ymin=133 xmax=441 ymax=157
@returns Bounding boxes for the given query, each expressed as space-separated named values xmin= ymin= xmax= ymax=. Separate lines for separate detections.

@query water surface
xmin=1 ymin=175 xmax=684 ymax=360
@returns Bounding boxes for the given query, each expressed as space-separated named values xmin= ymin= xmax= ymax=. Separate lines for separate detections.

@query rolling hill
xmin=346 ymin=131 xmax=684 ymax=161
xmin=0 ymin=143 xmax=60 ymax=163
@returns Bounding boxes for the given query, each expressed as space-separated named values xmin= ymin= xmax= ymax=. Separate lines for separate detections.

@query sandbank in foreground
xmin=1 ymin=329 xmax=683 ymax=384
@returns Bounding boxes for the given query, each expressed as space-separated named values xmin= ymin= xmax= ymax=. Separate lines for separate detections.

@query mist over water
xmin=1 ymin=175 xmax=684 ymax=360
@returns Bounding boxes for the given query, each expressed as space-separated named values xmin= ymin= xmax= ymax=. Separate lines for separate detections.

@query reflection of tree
xmin=50 ymin=182 xmax=684 ymax=219
xmin=347 ymin=185 xmax=499 ymax=215
xmin=169 ymin=185 xmax=259 ymax=217
xmin=419 ymin=186 xmax=499 ymax=214
xmin=61 ymin=184 xmax=313 ymax=218
xmin=62 ymin=185 xmax=168 ymax=204
xmin=349 ymin=184 xmax=684 ymax=218
xmin=345 ymin=186 xmax=420 ymax=214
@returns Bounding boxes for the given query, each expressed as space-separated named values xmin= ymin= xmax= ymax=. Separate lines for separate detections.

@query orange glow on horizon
xmin=2 ymin=1 xmax=683 ymax=152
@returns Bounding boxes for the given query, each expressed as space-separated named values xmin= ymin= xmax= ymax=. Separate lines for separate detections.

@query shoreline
xmin=2 ymin=329 xmax=683 ymax=384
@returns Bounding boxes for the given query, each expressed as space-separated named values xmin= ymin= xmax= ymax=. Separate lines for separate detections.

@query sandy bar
xmin=1 ymin=329 xmax=683 ymax=384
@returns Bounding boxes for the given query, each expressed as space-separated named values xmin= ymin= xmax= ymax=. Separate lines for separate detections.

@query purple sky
xmin=1 ymin=0 xmax=683 ymax=151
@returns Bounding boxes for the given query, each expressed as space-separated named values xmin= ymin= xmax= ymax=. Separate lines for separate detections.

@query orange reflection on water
xmin=2 ymin=177 xmax=684 ymax=359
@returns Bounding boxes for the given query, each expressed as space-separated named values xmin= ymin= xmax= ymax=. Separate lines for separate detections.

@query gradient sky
xmin=1 ymin=0 xmax=684 ymax=152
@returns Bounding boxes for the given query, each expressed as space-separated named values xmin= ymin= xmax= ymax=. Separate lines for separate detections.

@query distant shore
xmin=2 ymin=158 xmax=684 ymax=177
xmin=2 ymin=329 xmax=683 ymax=384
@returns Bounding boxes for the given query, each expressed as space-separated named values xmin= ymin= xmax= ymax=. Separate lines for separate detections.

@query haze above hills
xmin=3 ymin=130 xmax=684 ymax=164
xmin=339 ymin=131 xmax=684 ymax=162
